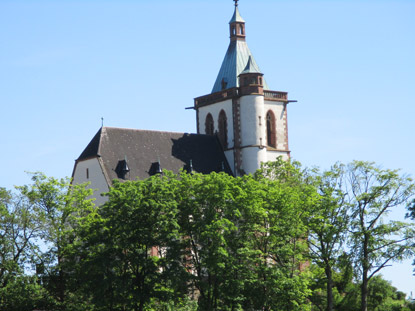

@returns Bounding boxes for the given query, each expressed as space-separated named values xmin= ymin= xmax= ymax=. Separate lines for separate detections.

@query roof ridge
xmin=103 ymin=126 xmax=193 ymax=135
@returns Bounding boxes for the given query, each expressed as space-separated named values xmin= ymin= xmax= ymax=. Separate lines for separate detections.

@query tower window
xmin=239 ymin=25 xmax=244 ymax=35
xmin=205 ymin=113 xmax=214 ymax=135
xmin=266 ymin=110 xmax=276 ymax=148
xmin=218 ymin=110 xmax=228 ymax=148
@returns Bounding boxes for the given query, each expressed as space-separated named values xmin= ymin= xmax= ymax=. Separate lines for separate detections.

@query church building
xmin=71 ymin=1 xmax=294 ymax=204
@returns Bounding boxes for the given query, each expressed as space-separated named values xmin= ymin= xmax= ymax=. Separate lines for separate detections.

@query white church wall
xmin=241 ymin=147 xmax=267 ymax=175
xmin=198 ymin=99 xmax=234 ymax=148
xmin=238 ymin=94 xmax=268 ymax=174
xmin=266 ymin=150 xmax=290 ymax=162
xmin=72 ymin=158 xmax=110 ymax=206
xmin=264 ymin=100 xmax=287 ymax=151
xmin=240 ymin=95 xmax=265 ymax=147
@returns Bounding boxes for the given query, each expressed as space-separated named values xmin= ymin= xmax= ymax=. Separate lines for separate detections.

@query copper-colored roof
xmin=229 ymin=6 xmax=245 ymax=23
xmin=211 ymin=7 xmax=269 ymax=93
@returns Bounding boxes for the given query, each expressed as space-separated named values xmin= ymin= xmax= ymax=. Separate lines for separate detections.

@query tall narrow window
xmin=266 ymin=110 xmax=276 ymax=148
xmin=218 ymin=110 xmax=228 ymax=148
xmin=205 ymin=113 xmax=214 ymax=135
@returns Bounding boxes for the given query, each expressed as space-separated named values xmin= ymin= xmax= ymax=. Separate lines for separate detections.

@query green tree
xmin=18 ymin=173 xmax=95 ymax=309
xmin=307 ymin=164 xmax=350 ymax=311
xmin=366 ymin=275 xmax=409 ymax=311
xmin=69 ymin=165 xmax=314 ymax=311
xmin=345 ymin=161 xmax=415 ymax=311
xmin=0 ymin=174 xmax=94 ymax=310
xmin=0 ymin=187 xmax=56 ymax=310
xmin=0 ymin=275 xmax=57 ymax=311
xmin=177 ymin=171 xmax=251 ymax=310
xmin=336 ymin=274 xmax=411 ymax=311
xmin=0 ymin=187 xmax=41 ymax=287
xmin=252 ymin=160 xmax=316 ymax=311
xmin=70 ymin=173 xmax=187 ymax=311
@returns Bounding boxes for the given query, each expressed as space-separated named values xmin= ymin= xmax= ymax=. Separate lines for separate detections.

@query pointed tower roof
xmin=229 ymin=6 xmax=245 ymax=23
xmin=240 ymin=55 xmax=262 ymax=75
xmin=211 ymin=3 xmax=269 ymax=93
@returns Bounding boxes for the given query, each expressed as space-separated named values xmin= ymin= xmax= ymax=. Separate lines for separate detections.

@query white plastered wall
xmin=239 ymin=95 xmax=267 ymax=174
xmin=198 ymin=99 xmax=234 ymax=149
xmin=197 ymin=96 xmax=289 ymax=176
xmin=264 ymin=100 xmax=287 ymax=151
xmin=266 ymin=150 xmax=289 ymax=162
xmin=72 ymin=158 xmax=110 ymax=206
xmin=240 ymin=95 xmax=265 ymax=147
xmin=241 ymin=147 xmax=268 ymax=175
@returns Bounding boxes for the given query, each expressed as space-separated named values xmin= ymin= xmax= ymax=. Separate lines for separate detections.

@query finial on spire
xmin=234 ymin=0 xmax=238 ymax=7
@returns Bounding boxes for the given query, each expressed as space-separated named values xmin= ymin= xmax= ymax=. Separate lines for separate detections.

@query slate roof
xmin=76 ymin=127 xmax=233 ymax=182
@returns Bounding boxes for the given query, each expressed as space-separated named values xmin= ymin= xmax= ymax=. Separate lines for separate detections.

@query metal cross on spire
xmin=234 ymin=0 xmax=239 ymax=7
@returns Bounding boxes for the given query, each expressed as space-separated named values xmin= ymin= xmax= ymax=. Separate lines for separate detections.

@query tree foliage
xmin=345 ymin=161 xmax=415 ymax=311
xmin=0 ymin=173 xmax=94 ymax=310
xmin=1 ymin=160 xmax=415 ymax=311
xmin=67 ymin=167 xmax=312 ymax=310
xmin=307 ymin=161 xmax=415 ymax=311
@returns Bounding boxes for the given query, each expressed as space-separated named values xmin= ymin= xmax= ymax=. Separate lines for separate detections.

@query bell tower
xmin=229 ymin=0 xmax=245 ymax=42
xmin=194 ymin=1 xmax=294 ymax=176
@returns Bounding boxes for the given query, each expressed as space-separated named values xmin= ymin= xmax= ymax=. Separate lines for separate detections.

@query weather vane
xmin=234 ymin=0 xmax=238 ymax=7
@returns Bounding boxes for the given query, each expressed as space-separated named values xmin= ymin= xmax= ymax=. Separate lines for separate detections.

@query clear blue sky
xmin=1 ymin=0 xmax=414 ymax=296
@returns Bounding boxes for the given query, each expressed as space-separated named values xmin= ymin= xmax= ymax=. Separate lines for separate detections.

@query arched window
xmin=218 ymin=110 xmax=228 ymax=148
xmin=266 ymin=110 xmax=276 ymax=148
xmin=205 ymin=113 xmax=214 ymax=135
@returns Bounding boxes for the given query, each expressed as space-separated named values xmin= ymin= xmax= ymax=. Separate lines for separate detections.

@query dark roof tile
xmin=77 ymin=127 xmax=232 ymax=181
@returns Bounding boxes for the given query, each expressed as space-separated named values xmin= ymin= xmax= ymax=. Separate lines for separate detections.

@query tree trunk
xmin=361 ymin=233 xmax=369 ymax=311
xmin=57 ymin=248 xmax=66 ymax=304
xmin=325 ymin=264 xmax=334 ymax=311
xmin=361 ymin=272 xmax=368 ymax=311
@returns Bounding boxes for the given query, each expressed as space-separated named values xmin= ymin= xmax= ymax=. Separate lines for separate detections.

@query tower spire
xmin=210 ymin=0 xmax=268 ymax=93
xmin=229 ymin=2 xmax=245 ymax=41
